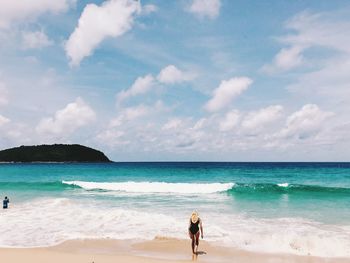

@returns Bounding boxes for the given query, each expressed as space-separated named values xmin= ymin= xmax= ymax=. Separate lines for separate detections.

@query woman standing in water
xmin=3 ymin=196 xmax=10 ymax=209
xmin=188 ymin=211 xmax=203 ymax=254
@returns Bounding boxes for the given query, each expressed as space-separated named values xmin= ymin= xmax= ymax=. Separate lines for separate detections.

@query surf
xmin=62 ymin=181 xmax=235 ymax=194
xmin=1 ymin=197 xmax=350 ymax=258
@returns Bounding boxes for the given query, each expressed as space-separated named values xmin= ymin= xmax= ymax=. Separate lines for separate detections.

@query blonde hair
xmin=191 ymin=211 xmax=199 ymax=223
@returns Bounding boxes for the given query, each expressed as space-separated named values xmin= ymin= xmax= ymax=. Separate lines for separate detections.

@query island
xmin=0 ymin=144 xmax=111 ymax=163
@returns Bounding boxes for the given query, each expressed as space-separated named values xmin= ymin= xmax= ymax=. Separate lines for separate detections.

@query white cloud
xmin=157 ymin=65 xmax=193 ymax=84
xmin=205 ymin=77 xmax=252 ymax=112
xmin=262 ymin=9 xmax=350 ymax=152
xmin=110 ymin=104 xmax=151 ymax=127
xmin=219 ymin=110 xmax=240 ymax=131
xmin=0 ymin=122 xmax=34 ymax=148
xmin=116 ymin=74 xmax=155 ymax=104
xmin=109 ymin=101 xmax=166 ymax=127
xmin=0 ymin=114 xmax=10 ymax=126
xmin=242 ymin=105 xmax=283 ymax=130
xmin=0 ymin=0 xmax=74 ymax=29
xmin=282 ymin=11 xmax=350 ymax=53
xmin=159 ymin=117 xmax=203 ymax=150
xmin=96 ymin=101 xmax=166 ymax=148
xmin=193 ymin=118 xmax=207 ymax=130
xmin=288 ymin=56 xmax=350 ymax=106
xmin=260 ymin=10 xmax=350 ymax=157
xmin=188 ymin=0 xmax=221 ymax=19
xmin=65 ymin=0 xmax=141 ymax=66
xmin=21 ymin=30 xmax=53 ymax=49
xmin=36 ymin=97 xmax=96 ymax=136
xmin=162 ymin=118 xmax=183 ymax=130
xmin=116 ymin=66 xmax=193 ymax=105
xmin=280 ymin=11 xmax=350 ymax=108
xmin=262 ymin=46 xmax=304 ymax=73
xmin=264 ymin=10 xmax=350 ymax=74
xmin=92 ymin=101 xmax=340 ymax=160
xmin=96 ymin=130 xmax=128 ymax=146
xmin=278 ymin=104 xmax=333 ymax=139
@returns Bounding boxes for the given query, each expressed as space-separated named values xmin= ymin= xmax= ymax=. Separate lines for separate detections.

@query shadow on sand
xmin=192 ymin=251 xmax=207 ymax=261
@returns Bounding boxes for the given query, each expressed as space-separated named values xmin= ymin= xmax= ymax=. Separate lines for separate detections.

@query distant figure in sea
xmin=188 ymin=211 xmax=203 ymax=254
xmin=3 ymin=196 xmax=10 ymax=209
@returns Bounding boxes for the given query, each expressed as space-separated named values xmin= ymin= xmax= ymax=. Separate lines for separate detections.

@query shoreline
xmin=0 ymin=238 xmax=348 ymax=263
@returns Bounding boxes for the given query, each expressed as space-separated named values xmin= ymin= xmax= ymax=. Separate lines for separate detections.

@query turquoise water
xmin=0 ymin=162 xmax=349 ymax=256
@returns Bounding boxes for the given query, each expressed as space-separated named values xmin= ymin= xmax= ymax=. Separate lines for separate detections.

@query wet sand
xmin=0 ymin=238 xmax=348 ymax=263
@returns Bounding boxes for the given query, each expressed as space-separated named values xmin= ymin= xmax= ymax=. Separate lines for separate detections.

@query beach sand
xmin=0 ymin=238 xmax=348 ymax=263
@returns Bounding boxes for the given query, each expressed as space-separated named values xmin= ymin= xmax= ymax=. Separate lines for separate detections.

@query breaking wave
xmin=62 ymin=181 xmax=234 ymax=194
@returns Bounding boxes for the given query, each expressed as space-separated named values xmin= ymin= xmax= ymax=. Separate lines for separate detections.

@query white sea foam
xmin=62 ymin=181 xmax=235 ymax=194
xmin=277 ymin=183 xmax=289 ymax=187
xmin=0 ymin=198 xmax=349 ymax=258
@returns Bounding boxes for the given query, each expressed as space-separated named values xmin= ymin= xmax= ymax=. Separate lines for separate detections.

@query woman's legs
xmin=189 ymin=232 xmax=200 ymax=254
xmin=194 ymin=231 xmax=200 ymax=252
xmin=189 ymin=233 xmax=195 ymax=254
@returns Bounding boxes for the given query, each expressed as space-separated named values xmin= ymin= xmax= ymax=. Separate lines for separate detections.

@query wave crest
xmin=62 ymin=181 xmax=235 ymax=194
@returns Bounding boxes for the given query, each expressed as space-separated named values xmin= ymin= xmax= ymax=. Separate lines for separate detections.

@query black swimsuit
xmin=3 ymin=199 xmax=9 ymax=209
xmin=189 ymin=219 xmax=200 ymax=235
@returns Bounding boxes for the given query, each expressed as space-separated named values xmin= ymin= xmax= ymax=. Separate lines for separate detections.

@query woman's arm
xmin=200 ymin=219 xmax=203 ymax=239
xmin=188 ymin=219 xmax=192 ymax=237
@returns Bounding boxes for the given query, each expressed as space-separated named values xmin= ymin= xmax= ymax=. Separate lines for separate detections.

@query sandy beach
xmin=0 ymin=238 xmax=348 ymax=263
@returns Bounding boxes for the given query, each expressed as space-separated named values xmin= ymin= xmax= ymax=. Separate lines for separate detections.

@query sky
xmin=0 ymin=0 xmax=350 ymax=161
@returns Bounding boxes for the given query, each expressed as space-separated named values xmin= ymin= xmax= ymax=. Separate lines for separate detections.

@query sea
xmin=0 ymin=162 xmax=349 ymax=257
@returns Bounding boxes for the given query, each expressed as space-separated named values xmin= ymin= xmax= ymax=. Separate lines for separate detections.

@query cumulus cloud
xmin=21 ymin=30 xmax=53 ymax=49
xmin=219 ymin=110 xmax=240 ymax=131
xmin=205 ymin=77 xmax=252 ymax=112
xmin=36 ymin=97 xmax=96 ymax=136
xmin=65 ymin=0 xmax=141 ymax=66
xmin=0 ymin=0 xmax=74 ymax=29
xmin=116 ymin=74 xmax=155 ymax=104
xmin=188 ymin=0 xmax=221 ymax=19
xmin=116 ymin=65 xmax=193 ymax=105
xmin=241 ymin=105 xmax=283 ymax=130
xmin=157 ymin=65 xmax=193 ymax=84
xmin=278 ymin=104 xmax=333 ymax=139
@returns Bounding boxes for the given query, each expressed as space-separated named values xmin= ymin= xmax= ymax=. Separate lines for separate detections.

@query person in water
xmin=188 ymin=211 xmax=203 ymax=254
xmin=3 ymin=196 xmax=9 ymax=209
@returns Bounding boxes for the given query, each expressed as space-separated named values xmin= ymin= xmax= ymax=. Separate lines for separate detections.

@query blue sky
xmin=0 ymin=0 xmax=350 ymax=161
